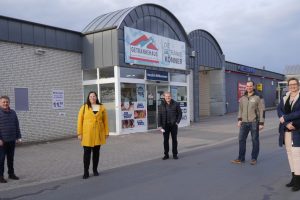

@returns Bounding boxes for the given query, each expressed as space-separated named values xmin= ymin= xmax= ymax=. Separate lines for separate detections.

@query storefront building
xmin=225 ymin=61 xmax=284 ymax=113
xmin=0 ymin=4 xmax=285 ymax=142
xmin=81 ymin=4 xmax=191 ymax=134
xmin=188 ymin=30 xmax=226 ymax=121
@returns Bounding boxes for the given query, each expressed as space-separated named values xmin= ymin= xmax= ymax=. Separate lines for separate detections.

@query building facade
xmin=0 ymin=4 xmax=284 ymax=142
xmin=80 ymin=4 xmax=191 ymax=134
xmin=0 ymin=16 xmax=82 ymax=142
xmin=225 ymin=61 xmax=284 ymax=113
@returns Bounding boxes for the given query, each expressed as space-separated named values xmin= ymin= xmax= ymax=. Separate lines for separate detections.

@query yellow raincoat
xmin=77 ymin=104 xmax=109 ymax=147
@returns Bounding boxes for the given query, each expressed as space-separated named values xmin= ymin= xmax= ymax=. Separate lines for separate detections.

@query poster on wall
xmin=52 ymin=90 xmax=64 ymax=109
xmin=237 ymin=82 xmax=247 ymax=102
xmin=121 ymin=101 xmax=147 ymax=131
xmin=179 ymin=102 xmax=188 ymax=126
xmin=124 ymin=26 xmax=186 ymax=70
xmin=136 ymin=84 xmax=145 ymax=102
xmin=171 ymin=87 xmax=177 ymax=101
xmin=134 ymin=102 xmax=147 ymax=129
xmin=121 ymin=109 xmax=135 ymax=129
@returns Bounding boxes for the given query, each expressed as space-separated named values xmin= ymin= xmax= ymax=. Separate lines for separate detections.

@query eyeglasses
xmin=288 ymin=83 xmax=299 ymax=87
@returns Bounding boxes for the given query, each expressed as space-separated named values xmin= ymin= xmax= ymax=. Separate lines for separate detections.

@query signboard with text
xmin=124 ymin=26 xmax=186 ymax=70
xmin=237 ymin=82 xmax=247 ymax=102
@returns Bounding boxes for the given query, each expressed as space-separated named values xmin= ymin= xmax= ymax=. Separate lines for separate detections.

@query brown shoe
xmin=250 ymin=159 xmax=257 ymax=165
xmin=231 ymin=159 xmax=244 ymax=164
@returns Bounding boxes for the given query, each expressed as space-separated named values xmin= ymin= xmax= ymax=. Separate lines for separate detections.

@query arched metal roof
xmin=188 ymin=29 xmax=224 ymax=69
xmin=189 ymin=29 xmax=223 ymax=54
xmin=82 ymin=7 xmax=134 ymax=33
xmin=82 ymin=3 xmax=190 ymax=46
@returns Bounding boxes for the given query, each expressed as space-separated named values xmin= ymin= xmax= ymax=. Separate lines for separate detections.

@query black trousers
xmin=83 ymin=145 xmax=100 ymax=174
xmin=0 ymin=141 xmax=16 ymax=177
xmin=163 ymin=123 xmax=178 ymax=156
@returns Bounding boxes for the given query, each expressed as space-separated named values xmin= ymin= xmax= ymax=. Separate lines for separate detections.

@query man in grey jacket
xmin=231 ymin=81 xmax=265 ymax=165
xmin=0 ymin=96 xmax=22 ymax=183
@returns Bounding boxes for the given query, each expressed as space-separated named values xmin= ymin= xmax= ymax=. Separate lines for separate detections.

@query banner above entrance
xmin=124 ymin=26 xmax=186 ymax=70
xmin=146 ymin=70 xmax=168 ymax=82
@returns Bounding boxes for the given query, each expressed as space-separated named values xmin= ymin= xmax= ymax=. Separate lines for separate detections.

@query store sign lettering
xmin=124 ymin=26 xmax=186 ymax=70
xmin=123 ymin=112 xmax=132 ymax=119
xmin=137 ymin=120 xmax=145 ymax=125
xmin=137 ymin=103 xmax=145 ymax=109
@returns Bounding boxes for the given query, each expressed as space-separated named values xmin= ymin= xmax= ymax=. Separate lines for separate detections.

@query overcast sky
xmin=1 ymin=0 xmax=299 ymax=73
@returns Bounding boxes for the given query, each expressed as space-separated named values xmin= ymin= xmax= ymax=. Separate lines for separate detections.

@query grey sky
xmin=1 ymin=0 xmax=299 ymax=73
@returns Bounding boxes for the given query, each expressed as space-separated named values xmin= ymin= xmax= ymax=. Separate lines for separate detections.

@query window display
xmin=121 ymin=83 xmax=147 ymax=131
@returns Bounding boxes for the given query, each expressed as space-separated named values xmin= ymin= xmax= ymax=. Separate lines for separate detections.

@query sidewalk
xmin=0 ymin=110 xmax=279 ymax=191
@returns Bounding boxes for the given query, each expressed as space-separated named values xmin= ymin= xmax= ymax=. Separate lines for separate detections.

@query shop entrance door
xmin=147 ymin=85 xmax=169 ymax=130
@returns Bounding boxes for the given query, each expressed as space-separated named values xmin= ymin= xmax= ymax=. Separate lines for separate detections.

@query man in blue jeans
xmin=231 ymin=81 xmax=265 ymax=165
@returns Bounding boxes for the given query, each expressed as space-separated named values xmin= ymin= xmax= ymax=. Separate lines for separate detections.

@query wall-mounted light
xmin=34 ymin=49 xmax=46 ymax=55
xmin=190 ymin=51 xmax=196 ymax=57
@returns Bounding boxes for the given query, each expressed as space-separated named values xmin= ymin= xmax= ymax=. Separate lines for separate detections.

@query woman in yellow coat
xmin=77 ymin=91 xmax=109 ymax=179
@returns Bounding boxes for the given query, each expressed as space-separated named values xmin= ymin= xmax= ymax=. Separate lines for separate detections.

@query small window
xmin=15 ymin=88 xmax=29 ymax=111
xmin=83 ymin=85 xmax=98 ymax=102
xmin=83 ymin=69 xmax=97 ymax=80
xmin=120 ymin=67 xmax=145 ymax=79
xmin=99 ymin=67 xmax=114 ymax=78
xmin=170 ymin=73 xmax=186 ymax=83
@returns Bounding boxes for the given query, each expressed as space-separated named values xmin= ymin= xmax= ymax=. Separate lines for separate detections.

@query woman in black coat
xmin=277 ymin=77 xmax=300 ymax=192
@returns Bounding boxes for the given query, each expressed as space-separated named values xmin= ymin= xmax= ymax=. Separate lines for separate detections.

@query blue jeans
xmin=238 ymin=122 xmax=259 ymax=161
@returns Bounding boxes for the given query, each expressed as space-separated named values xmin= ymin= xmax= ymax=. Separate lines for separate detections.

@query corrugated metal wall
xmin=0 ymin=16 xmax=82 ymax=52
xmin=225 ymin=71 xmax=281 ymax=113
xmin=82 ymin=30 xmax=119 ymax=69
xmin=188 ymin=30 xmax=225 ymax=120
xmin=189 ymin=30 xmax=224 ymax=69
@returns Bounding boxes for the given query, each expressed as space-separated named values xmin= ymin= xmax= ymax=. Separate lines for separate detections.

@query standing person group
xmin=277 ymin=77 xmax=300 ymax=192
xmin=231 ymin=80 xmax=265 ymax=165
xmin=158 ymin=92 xmax=182 ymax=160
xmin=0 ymin=96 xmax=22 ymax=183
xmin=77 ymin=91 xmax=109 ymax=179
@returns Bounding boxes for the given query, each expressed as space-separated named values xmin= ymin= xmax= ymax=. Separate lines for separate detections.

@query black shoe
xmin=93 ymin=171 xmax=99 ymax=176
xmin=292 ymin=175 xmax=300 ymax=191
xmin=286 ymin=172 xmax=295 ymax=187
xmin=173 ymin=155 xmax=178 ymax=160
xmin=0 ymin=176 xmax=7 ymax=183
xmin=8 ymin=174 xmax=19 ymax=180
xmin=162 ymin=155 xmax=169 ymax=160
xmin=82 ymin=174 xmax=89 ymax=179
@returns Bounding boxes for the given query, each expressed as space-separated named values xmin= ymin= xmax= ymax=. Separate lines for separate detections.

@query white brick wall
xmin=0 ymin=41 xmax=83 ymax=143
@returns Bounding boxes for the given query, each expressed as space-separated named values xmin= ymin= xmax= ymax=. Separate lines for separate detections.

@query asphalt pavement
xmin=0 ymin=110 xmax=279 ymax=192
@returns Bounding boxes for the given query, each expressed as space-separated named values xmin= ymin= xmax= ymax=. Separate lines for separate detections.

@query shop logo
xmin=137 ymin=103 xmax=145 ymax=109
xmin=130 ymin=35 xmax=159 ymax=63
xmin=123 ymin=112 xmax=133 ymax=119
xmin=137 ymin=120 xmax=145 ymax=125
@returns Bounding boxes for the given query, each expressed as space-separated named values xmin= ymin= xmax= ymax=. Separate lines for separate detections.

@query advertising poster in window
xmin=136 ymin=84 xmax=145 ymax=102
xmin=133 ymin=102 xmax=147 ymax=130
xmin=179 ymin=102 xmax=188 ymax=126
xmin=121 ymin=83 xmax=147 ymax=131
xmin=52 ymin=90 xmax=64 ymax=109
xmin=171 ymin=87 xmax=177 ymax=101
xmin=237 ymin=82 xmax=247 ymax=102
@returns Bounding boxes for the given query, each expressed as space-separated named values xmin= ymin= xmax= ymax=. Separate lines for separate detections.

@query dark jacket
xmin=0 ymin=107 xmax=21 ymax=142
xmin=158 ymin=99 xmax=182 ymax=128
xmin=277 ymin=91 xmax=300 ymax=147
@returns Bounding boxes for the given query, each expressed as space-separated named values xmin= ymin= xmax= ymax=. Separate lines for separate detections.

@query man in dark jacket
xmin=0 ymin=96 xmax=22 ymax=183
xmin=158 ymin=92 xmax=182 ymax=160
